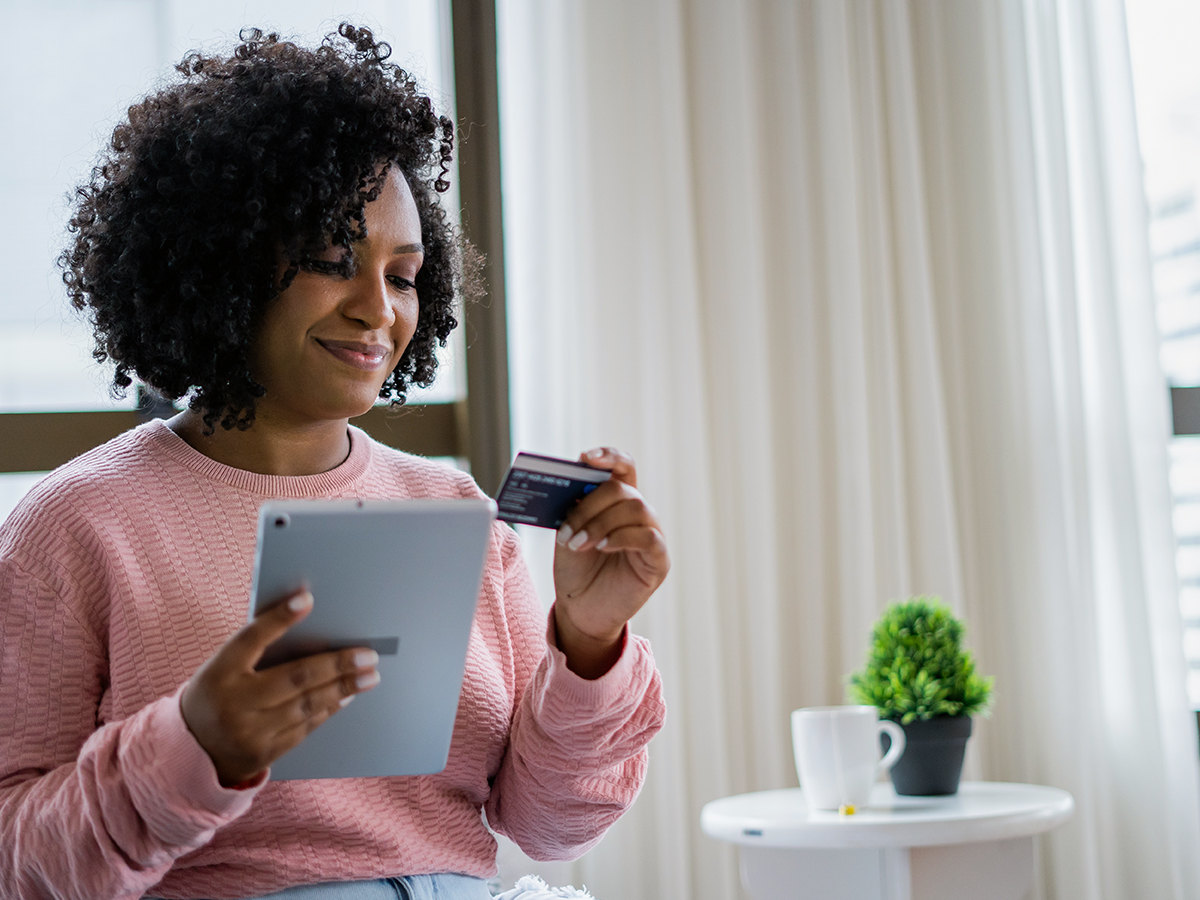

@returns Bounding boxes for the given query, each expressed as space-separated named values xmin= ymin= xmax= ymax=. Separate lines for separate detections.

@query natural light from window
xmin=1125 ymin=0 xmax=1200 ymax=706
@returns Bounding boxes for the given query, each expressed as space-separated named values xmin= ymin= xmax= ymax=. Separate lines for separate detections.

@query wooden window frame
xmin=0 ymin=0 xmax=510 ymax=494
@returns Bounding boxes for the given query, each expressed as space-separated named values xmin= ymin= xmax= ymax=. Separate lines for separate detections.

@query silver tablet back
xmin=249 ymin=498 xmax=496 ymax=780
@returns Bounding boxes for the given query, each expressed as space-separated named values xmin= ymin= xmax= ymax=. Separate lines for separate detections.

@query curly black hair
xmin=60 ymin=24 xmax=471 ymax=432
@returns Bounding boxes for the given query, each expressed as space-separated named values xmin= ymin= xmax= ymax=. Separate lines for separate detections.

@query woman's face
xmin=251 ymin=172 xmax=424 ymax=427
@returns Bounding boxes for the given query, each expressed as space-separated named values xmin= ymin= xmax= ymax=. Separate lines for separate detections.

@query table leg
xmin=882 ymin=849 xmax=912 ymax=900
xmin=738 ymin=846 xmax=885 ymax=899
xmin=738 ymin=838 xmax=1034 ymax=900
xmin=909 ymin=837 xmax=1033 ymax=900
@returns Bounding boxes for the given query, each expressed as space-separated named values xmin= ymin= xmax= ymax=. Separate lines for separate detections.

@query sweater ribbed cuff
xmin=543 ymin=606 xmax=650 ymax=712
xmin=119 ymin=686 xmax=262 ymax=846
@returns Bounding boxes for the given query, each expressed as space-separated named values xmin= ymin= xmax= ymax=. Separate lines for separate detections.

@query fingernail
xmin=586 ymin=448 xmax=605 ymax=459
xmin=339 ymin=694 xmax=356 ymax=708
xmin=596 ymin=537 xmax=608 ymax=550
xmin=353 ymin=649 xmax=379 ymax=668
xmin=557 ymin=524 xmax=574 ymax=546
xmin=288 ymin=592 xmax=313 ymax=612
xmin=356 ymin=670 xmax=381 ymax=690
xmin=568 ymin=530 xmax=589 ymax=551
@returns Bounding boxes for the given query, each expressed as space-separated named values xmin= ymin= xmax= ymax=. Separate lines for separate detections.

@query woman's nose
xmin=342 ymin=271 xmax=396 ymax=329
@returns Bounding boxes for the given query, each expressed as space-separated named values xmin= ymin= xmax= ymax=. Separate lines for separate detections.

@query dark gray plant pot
xmin=881 ymin=715 xmax=972 ymax=796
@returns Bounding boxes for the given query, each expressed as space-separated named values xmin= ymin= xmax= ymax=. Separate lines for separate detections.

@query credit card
xmin=495 ymin=452 xmax=612 ymax=529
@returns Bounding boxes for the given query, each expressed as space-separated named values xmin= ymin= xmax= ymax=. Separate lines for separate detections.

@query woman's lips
xmin=316 ymin=339 xmax=392 ymax=371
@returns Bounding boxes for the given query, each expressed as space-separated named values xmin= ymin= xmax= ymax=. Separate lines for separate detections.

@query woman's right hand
xmin=180 ymin=590 xmax=380 ymax=787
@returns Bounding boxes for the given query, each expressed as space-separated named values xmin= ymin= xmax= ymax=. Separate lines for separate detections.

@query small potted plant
xmin=848 ymin=596 xmax=993 ymax=796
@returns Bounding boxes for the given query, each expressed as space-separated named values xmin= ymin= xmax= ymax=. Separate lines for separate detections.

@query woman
xmin=0 ymin=25 xmax=667 ymax=900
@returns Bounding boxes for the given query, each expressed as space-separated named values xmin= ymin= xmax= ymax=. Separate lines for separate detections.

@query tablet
xmin=248 ymin=498 xmax=495 ymax=780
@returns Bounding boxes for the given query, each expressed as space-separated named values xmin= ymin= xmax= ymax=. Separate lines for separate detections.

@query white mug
xmin=791 ymin=705 xmax=906 ymax=810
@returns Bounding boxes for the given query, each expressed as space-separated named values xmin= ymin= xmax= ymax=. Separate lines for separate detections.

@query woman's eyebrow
xmin=394 ymin=242 xmax=424 ymax=255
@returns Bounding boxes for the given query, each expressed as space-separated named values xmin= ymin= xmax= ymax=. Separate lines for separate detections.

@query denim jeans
xmin=147 ymin=873 xmax=493 ymax=900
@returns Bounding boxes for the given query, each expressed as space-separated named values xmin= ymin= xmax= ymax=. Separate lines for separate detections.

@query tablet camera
xmin=273 ymin=514 xmax=290 ymax=529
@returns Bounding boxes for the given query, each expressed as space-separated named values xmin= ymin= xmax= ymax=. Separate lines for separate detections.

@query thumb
xmin=222 ymin=589 xmax=313 ymax=671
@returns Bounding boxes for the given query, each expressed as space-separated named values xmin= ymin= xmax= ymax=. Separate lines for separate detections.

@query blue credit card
xmin=495 ymin=452 xmax=612 ymax=529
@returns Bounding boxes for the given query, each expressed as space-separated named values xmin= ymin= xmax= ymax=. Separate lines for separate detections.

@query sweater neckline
xmin=139 ymin=418 xmax=373 ymax=497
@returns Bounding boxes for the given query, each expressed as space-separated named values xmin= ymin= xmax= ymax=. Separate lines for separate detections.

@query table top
xmin=701 ymin=781 xmax=1074 ymax=849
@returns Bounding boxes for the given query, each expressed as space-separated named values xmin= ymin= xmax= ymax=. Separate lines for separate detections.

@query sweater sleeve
xmin=0 ymin=558 xmax=262 ymax=900
xmin=483 ymin=529 xmax=666 ymax=860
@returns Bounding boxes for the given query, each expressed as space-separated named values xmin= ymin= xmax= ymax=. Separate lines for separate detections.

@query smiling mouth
xmin=316 ymin=339 xmax=392 ymax=371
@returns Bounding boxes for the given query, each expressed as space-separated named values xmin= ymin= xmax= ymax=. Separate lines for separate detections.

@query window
xmin=1125 ymin=0 xmax=1200 ymax=706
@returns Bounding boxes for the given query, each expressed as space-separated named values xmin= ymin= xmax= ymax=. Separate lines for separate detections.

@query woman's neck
xmin=166 ymin=409 xmax=352 ymax=477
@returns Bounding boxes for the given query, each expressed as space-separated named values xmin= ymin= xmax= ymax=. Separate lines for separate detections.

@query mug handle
xmin=877 ymin=720 xmax=906 ymax=771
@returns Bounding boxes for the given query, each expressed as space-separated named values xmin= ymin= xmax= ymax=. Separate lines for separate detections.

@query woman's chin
xmin=346 ymin=403 xmax=381 ymax=422
xmin=257 ymin=395 xmax=383 ymax=427
xmin=334 ymin=396 xmax=384 ymax=423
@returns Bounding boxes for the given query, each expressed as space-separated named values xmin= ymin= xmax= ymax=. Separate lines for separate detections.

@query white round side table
xmin=701 ymin=781 xmax=1073 ymax=900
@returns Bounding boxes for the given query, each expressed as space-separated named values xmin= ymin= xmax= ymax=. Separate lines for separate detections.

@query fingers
xmin=230 ymin=653 xmax=380 ymax=776
xmin=578 ymin=446 xmax=638 ymax=488
xmin=180 ymin=588 xmax=384 ymax=785
xmin=254 ymin=646 xmax=381 ymax=708
xmin=186 ymin=645 xmax=381 ymax=786
xmin=221 ymin=589 xmax=315 ymax=671
xmin=275 ymin=665 xmax=377 ymax=729
xmin=557 ymin=494 xmax=652 ymax=552
xmin=550 ymin=446 xmax=669 ymax=679
xmin=557 ymin=473 xmax=659 ymax=553
xmin=242 ymin=660 xmax=380 ymax=774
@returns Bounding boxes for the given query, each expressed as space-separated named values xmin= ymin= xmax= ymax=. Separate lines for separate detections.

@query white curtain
xmin=495 ymin=1 xmax=1200 ymax=898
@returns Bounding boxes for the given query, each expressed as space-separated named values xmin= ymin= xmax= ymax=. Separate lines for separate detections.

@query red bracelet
xmin=225 ymin=770 xmax=267 ymax=791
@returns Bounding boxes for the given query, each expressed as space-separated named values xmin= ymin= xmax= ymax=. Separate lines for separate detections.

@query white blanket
xmin=492 ymin=875 xmax=596 ymax=900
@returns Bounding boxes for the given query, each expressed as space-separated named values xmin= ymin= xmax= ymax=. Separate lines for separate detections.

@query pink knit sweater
xmin=0 ymin=421 xmax=664 ymax=900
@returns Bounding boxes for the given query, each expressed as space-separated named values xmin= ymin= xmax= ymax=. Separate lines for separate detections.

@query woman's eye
xmin=387 ymin=275 xmax=417 ymax=292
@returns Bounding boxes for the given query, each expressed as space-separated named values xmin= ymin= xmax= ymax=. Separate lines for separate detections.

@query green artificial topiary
xmin=848 ymin=596 xmax=993 ymax=724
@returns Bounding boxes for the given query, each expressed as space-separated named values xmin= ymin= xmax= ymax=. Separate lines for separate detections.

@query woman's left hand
xmin=552 ymin=447 xmax=669 ymax=679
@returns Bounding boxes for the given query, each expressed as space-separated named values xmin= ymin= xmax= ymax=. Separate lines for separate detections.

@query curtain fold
xmin=496 ymin=1 xmax=1200 ymax=897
